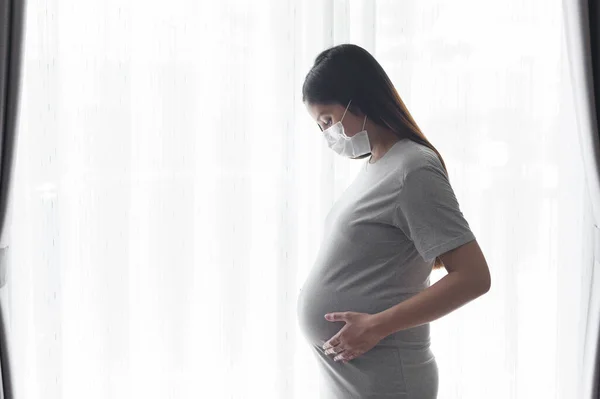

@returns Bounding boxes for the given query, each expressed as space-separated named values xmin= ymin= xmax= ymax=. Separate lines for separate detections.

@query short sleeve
xmin=393 ymin=163 xmax=476 ymax=262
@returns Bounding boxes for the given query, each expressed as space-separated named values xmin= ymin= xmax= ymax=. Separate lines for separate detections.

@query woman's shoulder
xmin=391 ymin=139 xmax=443 ymax=176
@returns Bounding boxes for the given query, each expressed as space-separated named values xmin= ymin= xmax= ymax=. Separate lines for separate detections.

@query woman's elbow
xmin=477 ymin=270 xmax=491 ymax=295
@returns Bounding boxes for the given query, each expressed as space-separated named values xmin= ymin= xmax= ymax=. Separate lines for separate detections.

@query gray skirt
xmin=314 ymin=343 xmax=438 ymax=398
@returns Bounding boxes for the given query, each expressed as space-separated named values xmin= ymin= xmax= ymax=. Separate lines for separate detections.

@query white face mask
xmin=322 ymin=100 xmax=370 ymax=158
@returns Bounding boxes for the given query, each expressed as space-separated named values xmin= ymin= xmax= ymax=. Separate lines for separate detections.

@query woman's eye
xmin=324 ymin=119 xmax=332 ymax=127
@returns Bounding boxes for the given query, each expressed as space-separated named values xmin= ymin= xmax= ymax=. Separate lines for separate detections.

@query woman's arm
xmin=369 ymin=239 xmax=491 ymax=338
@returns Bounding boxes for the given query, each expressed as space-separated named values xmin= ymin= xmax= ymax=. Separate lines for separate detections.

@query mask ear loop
xmin=341 ymin=99 xmax=352 ymax=122
xmin=337 ymin=100 xmax=353 ymax=139
xmin=363 ymin=115 xmax=372 ymax=168
xmin=342 ymin=101 xmax=367 ymax=130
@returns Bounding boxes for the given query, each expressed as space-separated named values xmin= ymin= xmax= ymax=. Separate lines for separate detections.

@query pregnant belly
xmin=296 ymin=275 xmax=430 ymax=350
xmin=296 ymin=277 xmax=385 ymax=347
xmin=296 ymin=286 xmax=344 ymax=346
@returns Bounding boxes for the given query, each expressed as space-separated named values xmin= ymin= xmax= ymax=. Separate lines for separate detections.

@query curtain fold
xmin=588 ymin=1 xmax=600 ymax=395
xmin=0 ymin=1 xmax=26 ymax=399
xmin=562 ymin=0 xmax=600 ymax=398
xmin=0 ymin=0 xmax=25 ymax=399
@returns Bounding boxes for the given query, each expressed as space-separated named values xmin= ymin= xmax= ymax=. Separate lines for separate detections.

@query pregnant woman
xmin=296 ymin=44 xmax=491 ymax=399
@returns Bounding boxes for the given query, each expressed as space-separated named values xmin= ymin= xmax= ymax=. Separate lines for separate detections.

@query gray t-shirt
xmin=297 ymin=138 xmax=476 ymax=349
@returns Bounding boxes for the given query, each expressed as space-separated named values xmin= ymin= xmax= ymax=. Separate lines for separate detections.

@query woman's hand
xmin=322 ymin=311 xmax=385 ymax=363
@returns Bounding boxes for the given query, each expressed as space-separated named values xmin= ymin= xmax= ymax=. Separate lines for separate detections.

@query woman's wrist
xmin=368 ymin=310 xmax=395 ymax=340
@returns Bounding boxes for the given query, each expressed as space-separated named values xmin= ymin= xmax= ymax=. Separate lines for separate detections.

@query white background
xmin=7 ymin=0 xmax=587 ymax=398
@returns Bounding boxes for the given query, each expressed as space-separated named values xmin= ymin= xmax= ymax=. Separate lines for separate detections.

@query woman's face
xmin=305 ymin=102 xmax=365 ymax=137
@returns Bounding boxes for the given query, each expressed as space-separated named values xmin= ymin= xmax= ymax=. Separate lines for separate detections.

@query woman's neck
xmin=368 ymin=127 xmax=401 ymax=163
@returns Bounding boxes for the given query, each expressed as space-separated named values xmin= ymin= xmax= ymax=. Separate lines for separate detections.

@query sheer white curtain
xmin=7 ymin=0 xmax=586 ymax=398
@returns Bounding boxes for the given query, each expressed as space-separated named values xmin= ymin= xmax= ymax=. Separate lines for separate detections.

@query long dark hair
xmin=302 ymin=43 xmax=447 ymax=270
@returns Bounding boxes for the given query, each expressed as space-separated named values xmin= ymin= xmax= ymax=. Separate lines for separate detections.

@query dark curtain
xmin=562 ymin=0 xmax=600 ymax=396
xmin=0 ymin=1 xmax=26 ymax=398
xmin=591 ymin=0 xmax=600 ymax=397
xmin=589 ymin=1 xmax=600 ymax=151
xmin=587 ymin=0 xmax=600 ymax=397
